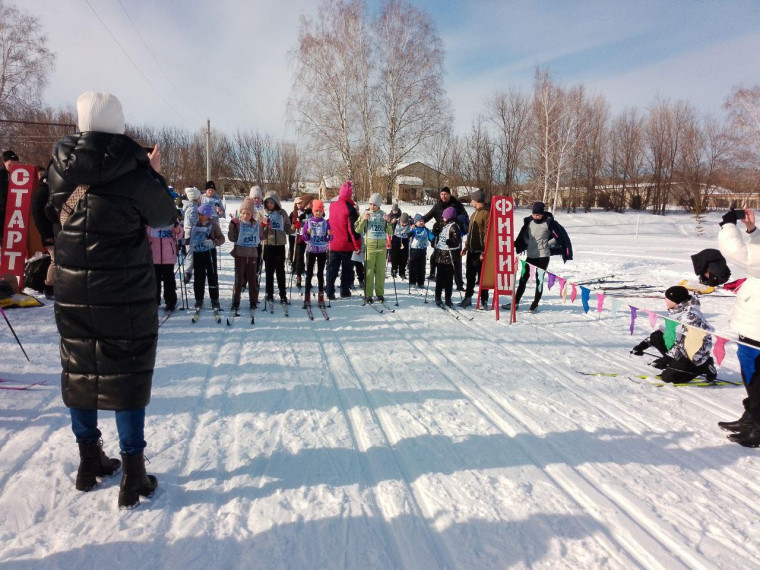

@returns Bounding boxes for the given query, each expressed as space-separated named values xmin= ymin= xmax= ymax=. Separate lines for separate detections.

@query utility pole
xmin=205 ymin=118 xmax=212 ymax=182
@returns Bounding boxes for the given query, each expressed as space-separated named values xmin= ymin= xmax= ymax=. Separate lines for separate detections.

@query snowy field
xmin=1 ymin=200 xmax=759 ymax=569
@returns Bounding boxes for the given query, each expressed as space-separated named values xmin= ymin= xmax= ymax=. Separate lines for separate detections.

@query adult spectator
xmin=717 ymin=209 xmax=760 ymax=447
xmin=47 ymin=92 xmax=178 ymax=508
xmin=32 ymin=165 xmax=55 ymax=298
xmin=508 ymin=201 xmax=572 ymax=313
xmin=326 ymin=180 xmax=362 ymax=299
xmin=422 ymin=186 xmax=467 ymax=287
xmin=1 ymin=149 xmax=20 ymax=242
xmin=459 ymin=189 xmax=490 ymax=309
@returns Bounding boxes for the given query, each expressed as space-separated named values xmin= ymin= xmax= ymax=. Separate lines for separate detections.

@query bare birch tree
xmin=374 ymin=0 xmax=450 ymax=203
xmin=609 ymin=108 xmax=645 ymax=211
xmin=486 ymin=88 xmax=531 ymax=195
xmin=0 ymin=1 xmax=54 ymax=118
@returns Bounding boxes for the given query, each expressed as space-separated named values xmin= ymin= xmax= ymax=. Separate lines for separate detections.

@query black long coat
xmin=47 ymin=132 xmax=178 ymax=410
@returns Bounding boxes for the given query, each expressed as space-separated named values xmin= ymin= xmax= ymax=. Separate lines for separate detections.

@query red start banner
xmin=1 ymin=163 xmax=38 ymax=289
xmin=478 ymin=196 xmax=516 ymax=322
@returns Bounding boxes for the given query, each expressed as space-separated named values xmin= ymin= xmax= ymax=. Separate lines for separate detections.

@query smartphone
xmin=735 ymin=209 xmax=746 ymax=220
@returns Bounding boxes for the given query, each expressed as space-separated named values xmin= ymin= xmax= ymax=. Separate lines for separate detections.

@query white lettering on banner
xmin=7 ymin=210 xmax=25 ymax=229
xmin=497 ymin=236 xmax=512 ymax=253
xmin=499 ymin=255 xmax=513 ymax=272
xmin=10 ymin=169 xmax=30 ymax=187
xmin=10 ymin=188 xmax=29 ymax=208
xmin=2 ymin=251 xmax=23 ymax=270
xmin=497 ymin=273 xmax=513 ymax=291
xmin=5 ymin=230 xmax=22 ymax=246
xmin=494 ymin=198 xmax=513 ymax=215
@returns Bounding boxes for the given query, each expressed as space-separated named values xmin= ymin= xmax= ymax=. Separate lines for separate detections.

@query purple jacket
xmin=302 ymin=217 xmax=332 ymax=254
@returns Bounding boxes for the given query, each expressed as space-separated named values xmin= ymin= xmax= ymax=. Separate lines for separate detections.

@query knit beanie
xmin=249 ymin=185 xmax=263 ymax=199
xmin=413 ymin=213 xmax=424 ymax=223
xmin=369 ymin=193 xmax=383 ymax=207
xmin=76 ymin=92 xmax=125 ymax=134
xmin=443 ymin=206 xmax=456 ymax=221
xmin=440 ymin=186 xmax=452 ymax=196
xmin=339 ymin=180 xmax=354 ymax=200
xmin=185 ymin=187 xmax=201 ymax=201
xmin=532 ymin=201 xmax=546 ymax=215
xmin=400 ymin=212 xmax=409 ymax=224
xmin=311 ymin=199 xmax=324 ymax=213
xmin=197 ymin=203 xmax=215 ymax=217
xmin=391 ymin=203 xmax=400 ymax=212
xmin=240 ymin=197 xmax=255 ymax=213
xmin=665 ymin=286 xmax=692 ymax=305
xmin=205 ymin=180 xmax=216 ymax=190
xmin=2 ymin=149 xmax=19 ymax=162
xmin=471 ymin=189 xmax=486 ymax=204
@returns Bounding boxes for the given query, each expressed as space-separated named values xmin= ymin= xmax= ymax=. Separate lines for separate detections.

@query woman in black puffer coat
xmin=47 ymin=92 xmax=177 ymax=509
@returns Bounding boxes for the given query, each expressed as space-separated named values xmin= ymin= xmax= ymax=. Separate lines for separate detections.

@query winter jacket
xmin=302 ymin=217 xmax=332 ymax=254
xmin=32 ymin=177 xmax=55 ymax=246
xmin=423 ymin=196 xmax=468 ymax=237
xmin=291 ymin=207 xmax=311 ymax=243
xmin=47 ymin=131 xmax=178 ymax=410
xmin=183 ymin=200 xmax=199 ymax=239
xmin=228 ymin=217 xmax=263 ymax=258
xmin=393 ymin=222 xmax=412 ymax=239
xmin=666 ymin=296 xmax=714 ymax=365
xmin=465 ymin=206 xmax=489 ymax=253
xmin=261 ymin=191 xmax=292 ymax=246
xmin=147 ymin=223 xmax=184 ymax=265
xmin=433 ymin=222 xmax=462 ymax=266
xmin=328 ymin=195 xmax=362 ymax=252
xmin=355 ymin=210 xmax=392 ymax=253
xmin=718 ymin=224 xmax=760 ymax=341
xmin=409 ymin=226 xmax=434 ymax=249
xmin=515 ymin=213 xmax=573 ymax=262
xmin=200 ymin=192 xmax=225 ymax=219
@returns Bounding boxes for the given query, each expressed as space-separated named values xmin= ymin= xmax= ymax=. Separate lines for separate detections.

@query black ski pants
xmin=154 ymin=263 xmax=177 ymax=309
xmin=263 ymin=244 xmax=287 ymax=301
xmin=326 ymin=250 xmax=354 ymax=298
xmin=193 ymin=250 xmax=219 ymax=305
xmin=409 ymin=248 xmax=427 ymax=287
xmin=515 ymin=256 xmax=550 ymax=310
xmin=305 ymin=251 xmax=327 ymax=295
xmin=390 ymin=236 xmax=409 ymax=277
xmin=435 ymin=262 xmax=454 ymax=303
xmin=464 ymin=251 xmax=488 ymax=305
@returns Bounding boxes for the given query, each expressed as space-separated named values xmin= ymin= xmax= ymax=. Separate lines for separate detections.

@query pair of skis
xmin=361 ymin=299 xmax=395 ymax=314
xmin=435 ymin=301 xmax=473 ymax=321
xmin=304 ymin=303 xmax=330 ymax=320
xmin=577 ymin=370 xmax=741 ymax=388
xmin=191 ymin=306 xmax=221 ymax=324
xmin=227 ymin=307 xmax=256 ymax=326
xmin=261 ymin=299 xmax=290 ymax=317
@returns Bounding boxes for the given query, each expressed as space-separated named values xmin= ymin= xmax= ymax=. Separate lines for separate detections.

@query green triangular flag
xmin=520 ymin=259 xmax=526 ymax=277
xmin=663 ymin=318 xmax=678 ymax=350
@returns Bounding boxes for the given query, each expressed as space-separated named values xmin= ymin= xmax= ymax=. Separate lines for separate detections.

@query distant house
xmin=319 ymin=176 xmax=343 ymax=200
xmin=377 ymin=161 xmax=447 ymax=203
xmin=295 ymin=180 xmax=321 ymax=197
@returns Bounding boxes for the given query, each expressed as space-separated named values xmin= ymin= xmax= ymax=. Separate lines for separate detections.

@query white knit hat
xmin=369 ymin=193 xmax=383 ymax=207
xmin=185 ymin=187 xmax=201 ymax=201
xmin=249 ymin=185 xmax=263 ymax=199
xmin=76 ymin=92 xmax=125 ymax=134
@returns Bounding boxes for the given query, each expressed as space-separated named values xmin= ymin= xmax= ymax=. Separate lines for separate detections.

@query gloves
xmin=203 ymin=239 xmax=214 ymax=249
xmin=631 ymin=340 xmax=650 ymax=356
xmin=720 ymin=210 xmax=737 ymax=227
xmin=651 ymin=355 xmax=673 ymax=370
xmin=294 ymin=221 xmax=301 ymax=230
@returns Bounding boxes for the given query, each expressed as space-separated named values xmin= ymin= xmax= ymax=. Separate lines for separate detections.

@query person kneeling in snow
xmin=631 ymin=286 xmax=717 ymax=383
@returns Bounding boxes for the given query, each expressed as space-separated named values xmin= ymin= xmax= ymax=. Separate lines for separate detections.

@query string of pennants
xmin=518 ymin=259 xmax=738 ymax=366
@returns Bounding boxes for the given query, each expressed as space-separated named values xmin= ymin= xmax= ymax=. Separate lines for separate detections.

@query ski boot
xmin=318 ymin=292 xmax=325 ymax=307
xmin=459 ymin=295 xmax=472 ymax=308
xmin=303 ymin=292 xmax=311 ymax=309
xmin=377 ymin=295 xmax=384 ymax=303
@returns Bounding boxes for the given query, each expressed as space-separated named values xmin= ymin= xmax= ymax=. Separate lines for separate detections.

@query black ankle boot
xmin=718 ymin=410 xmax=754 ymax=433
xmin=76 ymin=440 xmax=121 ymax=491
xmin=728 ymin=420 xmax=760 ymax=447
xmin=118 ymin=452 xmax=158 ymax=509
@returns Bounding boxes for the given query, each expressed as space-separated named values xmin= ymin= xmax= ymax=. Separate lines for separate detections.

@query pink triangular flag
xmin=558 ymin=277 xmax=566 ymax=297
xmin=643 ymin=309 xmax=658 ymax=330
xmin=528 ymin=263 xmax=536 ymax=283
xmin=596 ymin=293 xmax=605 ymax=318
xmin=714 ymin=336 xmax=728 ymax=366
xmin=570 ymin=283 xmax=577 ymax=303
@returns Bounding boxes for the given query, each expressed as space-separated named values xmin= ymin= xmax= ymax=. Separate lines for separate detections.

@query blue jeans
xmin=70 ymin=408 xmax=146 ymax=456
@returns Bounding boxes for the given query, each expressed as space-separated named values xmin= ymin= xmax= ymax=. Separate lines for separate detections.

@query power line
xmin=81 ymin=0 xmax=195 ymax=128
xmin=115 ymin=0 xmax=205 ymax=122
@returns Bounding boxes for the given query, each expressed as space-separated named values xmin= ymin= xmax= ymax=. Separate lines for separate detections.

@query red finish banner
xmin=1 ymin=164 xmax=38 ymax=289
xmin=478 ymin=196 xmax=516 ymax=322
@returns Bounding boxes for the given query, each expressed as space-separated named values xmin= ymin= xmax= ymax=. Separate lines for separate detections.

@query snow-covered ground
xmin=1 ymin=202 xmax=758 ymax=569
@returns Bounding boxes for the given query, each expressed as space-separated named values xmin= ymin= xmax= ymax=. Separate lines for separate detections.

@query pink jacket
xmin=147 ymin=223 xmax=184 ymax=265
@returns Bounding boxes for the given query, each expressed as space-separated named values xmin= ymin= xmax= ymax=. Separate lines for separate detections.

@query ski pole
xmin=388 ymin=252 xmax=399 ymax=306
xmin=424 ymin=251 xmax=432 ymax=304
xmin=1 ymin=307 xmax=30 ymax=362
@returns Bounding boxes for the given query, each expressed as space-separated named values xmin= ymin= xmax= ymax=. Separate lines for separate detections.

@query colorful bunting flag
xmin=558 ymin=277 xmax=566 ymax=298
xmin=581 ymin=286 xmax=590 ymax=313
xmin=520 ymin=259 xmax=526 ymax=277
xmin=596 ymin=293 xmax=605 ymax=318
xmin=610 ymin=297 xmax=622 ymax=315
xmin=529 ymin=263 xmax=536 ymax=284
xmin=547 ymin=272 xmax=556 ymax=290
xmin=684 ymin=326 xmax=708 ymax=360
xmin=643 ymin=309 xmax=658 ymax=330
xmin=663 ymin=318 xmax=677 ymax=350
xmin=714 ymin=336 xmax=728 ymax=366
xmin=537 ymin=268 xmax=546 ymax=289
xmin=570 ymin=283 xmax=577 ymax=303
xmin=629 ymin=306 xmax=637 ymax=334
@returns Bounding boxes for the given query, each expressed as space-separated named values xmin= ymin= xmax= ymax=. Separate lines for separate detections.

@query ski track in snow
xmin=1 ymin=205 xmax=759 ymax=569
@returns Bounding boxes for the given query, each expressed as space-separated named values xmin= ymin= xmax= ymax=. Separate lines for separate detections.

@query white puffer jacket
xmin=718 ymin=224 xmax=760 ymax=341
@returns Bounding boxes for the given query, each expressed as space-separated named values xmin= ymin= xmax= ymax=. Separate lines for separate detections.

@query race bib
xmin=150 ymin=226 xmax=174 ymax=239
xmin=191 ymin=225 xmax=211 ymax=252
xmin=268 ymin=213 xmax=284 ymax=231
xmin=310 ymin=220 xmax=328 ymax=245
xmin=367 ymin=213 xmax=387 ymax=240
xmin=236 ymin=222 xmax=260 ymax=247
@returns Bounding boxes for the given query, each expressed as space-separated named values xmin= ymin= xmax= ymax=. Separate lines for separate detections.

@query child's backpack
xmin=23 ymin=253 xmax=51 ymax=293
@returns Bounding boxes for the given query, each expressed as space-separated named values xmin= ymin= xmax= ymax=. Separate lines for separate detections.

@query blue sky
xmin=27 ymin=0 xmax=760 ymax=137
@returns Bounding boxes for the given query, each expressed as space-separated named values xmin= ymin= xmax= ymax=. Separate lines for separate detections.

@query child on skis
xmin=228 ymin=197 xmax=264 ymax=311
xmin=301 ymin=199 xmax=332 ymax=307
xmin=261 ymin=190 xmax=292 ymax=304
xmin=409 ymin=214 xmax=434 ymax=288
xmin=291 ymin=196 xmax=311 ymax=288
xmin=147 ymin=220 xmax=184 ymax=312
xmin=631 ymin=285 xmax=717 ymax=383
xmin=355 ymin=193 xmax=392 ymax=303
xmin=201 ymin=180 xmax=225 ymax=220
xmin=433 ymin=207 xmax=462 ymax=307
xmin=390 ymin=212 xmax=412 ymax=279
xmin=190 ymin=203 xmax=225 ymax=309
xmin=182 ymin=186 xmax=201 ymax=284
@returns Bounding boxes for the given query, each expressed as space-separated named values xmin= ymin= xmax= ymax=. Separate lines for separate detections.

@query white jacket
xmin=718 ymin=224 xmax=760 ymax=341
